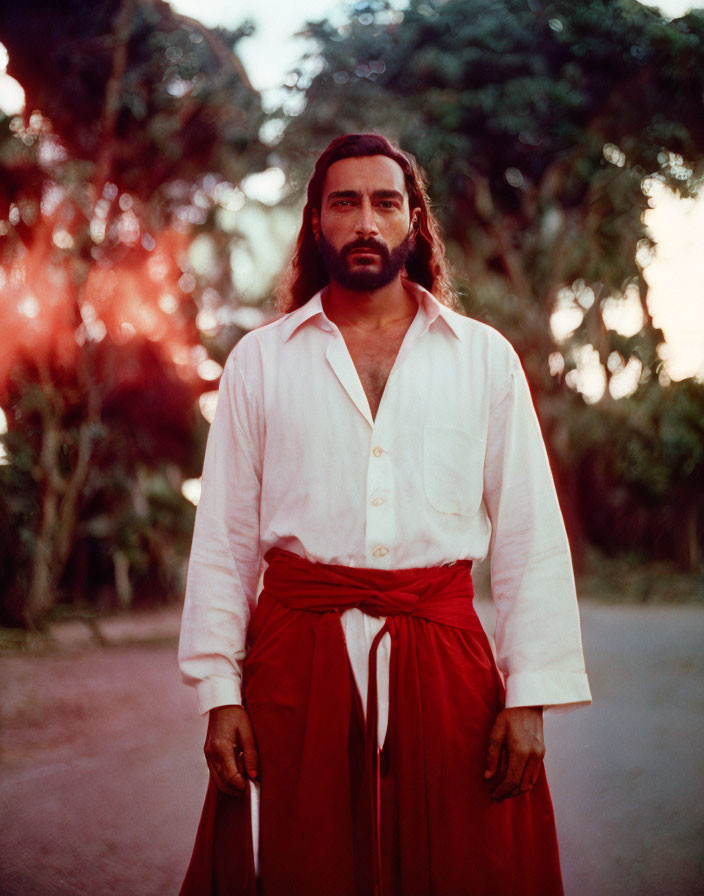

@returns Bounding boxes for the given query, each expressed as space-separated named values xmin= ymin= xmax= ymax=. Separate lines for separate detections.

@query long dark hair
xmin=277 ymin=134 xmax=458 ymax=312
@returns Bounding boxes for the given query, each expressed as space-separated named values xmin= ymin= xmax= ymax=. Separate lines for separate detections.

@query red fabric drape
xmin=180 ymin=549 xmax=563 ymax=896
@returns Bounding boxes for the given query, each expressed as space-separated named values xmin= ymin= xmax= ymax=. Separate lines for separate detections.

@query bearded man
xmin=178 ymin=133 xmax=591 ymax=896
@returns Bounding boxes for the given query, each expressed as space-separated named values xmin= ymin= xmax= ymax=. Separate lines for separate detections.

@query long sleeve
xmin=483 ymin=350 xmax=591 ymax=713
xmin=178 ymin=350 xmax=263 ymax=715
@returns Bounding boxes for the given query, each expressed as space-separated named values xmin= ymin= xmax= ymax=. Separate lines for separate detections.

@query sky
xmin=0 ymin=0 xmax=702 ymax=382
xmin=172 ymin=0 xmax=353 ymax=99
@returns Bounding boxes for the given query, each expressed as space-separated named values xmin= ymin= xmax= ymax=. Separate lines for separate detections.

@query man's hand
xmin=484 ymin=706 xmax=545 ymax=801
xmin=204 ymin=704 xmax=259 ymax=796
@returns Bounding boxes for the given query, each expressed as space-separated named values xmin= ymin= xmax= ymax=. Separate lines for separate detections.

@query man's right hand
xmin=204 ymin=704 xmax=259 ymax=796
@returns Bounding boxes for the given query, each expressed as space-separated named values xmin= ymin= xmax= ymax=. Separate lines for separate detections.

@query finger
xmin=207 ymin=739 xmax=247 ymax=794
xmin=234 ymin=745 xmax=245 ymax=777
xmin=498 ymin=743 xmax=509 ymax=783
xmin=519 ymin=755 xmax=543 ymax=794
xmin=486 ymin=743 xmax=509 ymax=795
xmin=505 ymin=755 xmax=539 ymax=800
xmin=209 ymin=755 xmax=247 ymax=797
xmin=222 ymin=748 xmax=247 ymax=792
xmin=491 ymin=748 xmax=528 ymax=801
xmin=507 ymin=750 xmax=535 ymax=799
xmin=484 ymin=719 xmax=506 ymax=780
xmin=238 ymin=719 xmax=259 ymax=781
xmin=210 ymin=765 xmax=246 ymax=797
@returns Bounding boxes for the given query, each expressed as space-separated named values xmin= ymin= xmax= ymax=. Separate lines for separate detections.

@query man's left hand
xmin=484 ymin=706 xmax=545 ymax=800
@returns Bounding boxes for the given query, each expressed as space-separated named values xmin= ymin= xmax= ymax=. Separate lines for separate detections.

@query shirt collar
xmin=281 ymin=291 xmax=330 ymax=342
xmin=281 ymin=281 xmax=464 ymax=343
xmin=402 ymin=280 xmax=464 ymax=341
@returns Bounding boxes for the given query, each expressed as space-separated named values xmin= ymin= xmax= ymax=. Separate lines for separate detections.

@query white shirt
xmin=179 ymin=282 xmax=591 ymax=747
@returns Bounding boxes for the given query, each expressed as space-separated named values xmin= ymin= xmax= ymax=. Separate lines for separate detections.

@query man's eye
xmin=333 ymin=199 xmax=354 ymax=207
xmin=377 ymin=201 xmax=397 ymax=209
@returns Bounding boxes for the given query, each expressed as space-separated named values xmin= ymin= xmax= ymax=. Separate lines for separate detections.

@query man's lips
xmin=347 ymin=247 xmax=383 ymax=259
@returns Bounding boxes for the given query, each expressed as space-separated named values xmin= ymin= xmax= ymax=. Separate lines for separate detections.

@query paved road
xmin=1 ymin=602 xmax=703 ymax=896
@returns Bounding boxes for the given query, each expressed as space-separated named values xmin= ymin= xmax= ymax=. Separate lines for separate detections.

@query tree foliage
xmin=0 ymin=0 xmax=266 ymax=626
xmin=276 ymin=0 xmax=704 ymax=569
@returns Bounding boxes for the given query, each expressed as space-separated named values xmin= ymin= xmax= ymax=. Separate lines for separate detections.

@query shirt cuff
xmin=194 ymin=675 xmax=243 ymax=716
xmin=504 ymin=670 xmax=592 ymax=713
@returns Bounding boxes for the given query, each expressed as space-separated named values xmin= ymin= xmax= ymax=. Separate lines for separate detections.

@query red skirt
xmin=180 ymin=549 xmax=563 ymax=896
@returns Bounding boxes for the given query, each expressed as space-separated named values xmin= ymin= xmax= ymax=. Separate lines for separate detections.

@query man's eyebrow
xmin=325 ymin=189 xmax=405 ymax=203
xmin=326 ymin=190 xmax=360 ymax=202
xmin=372 ymin=190 xmax=404 ymax=201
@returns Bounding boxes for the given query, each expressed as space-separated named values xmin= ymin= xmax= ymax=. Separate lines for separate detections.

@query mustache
xmin=341 ymin=238 xmax=389 ymax=260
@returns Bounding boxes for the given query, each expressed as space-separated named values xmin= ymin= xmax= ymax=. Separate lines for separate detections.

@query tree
xmin=0 ymin=0 xmax=267 ymax=626
xmin=275 ymin=0 xmax=704 ymax=569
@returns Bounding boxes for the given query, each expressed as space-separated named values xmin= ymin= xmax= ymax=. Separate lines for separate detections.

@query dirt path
xmin=1 ymin=602 xmax=703 ymax=896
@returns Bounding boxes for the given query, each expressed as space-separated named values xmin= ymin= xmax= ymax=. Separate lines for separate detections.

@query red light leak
xmin=0 ymin=221 xmax=201 ymax=396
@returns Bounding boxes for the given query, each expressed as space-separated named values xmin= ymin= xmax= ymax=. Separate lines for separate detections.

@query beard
xmin=317 ymin=231 xmax=412 ymax=292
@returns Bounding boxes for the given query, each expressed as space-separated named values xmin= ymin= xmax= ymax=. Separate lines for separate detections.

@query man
xmin=179 ymin=134 xmax=591 ymax=896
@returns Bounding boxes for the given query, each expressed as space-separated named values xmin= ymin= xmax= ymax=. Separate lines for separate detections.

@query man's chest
xmin=339 ymin=324 xmax=410 ymax=420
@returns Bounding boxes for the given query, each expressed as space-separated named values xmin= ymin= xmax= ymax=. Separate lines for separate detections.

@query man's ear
xmin=409 ymin=209 xmax=420 ymax=246
xmin=311 ymin=208 xmax=320 ymax=241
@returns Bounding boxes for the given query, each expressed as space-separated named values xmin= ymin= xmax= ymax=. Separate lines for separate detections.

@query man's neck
xmin=323 ymin=277 xmax=417 ymax=333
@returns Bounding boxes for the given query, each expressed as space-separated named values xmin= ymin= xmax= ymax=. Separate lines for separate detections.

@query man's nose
xmin=355 ymin=198 xmax=378 ymax=236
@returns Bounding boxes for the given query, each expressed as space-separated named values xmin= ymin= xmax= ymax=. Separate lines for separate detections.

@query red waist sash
xmin=259 ymin=548 xmax=475 ymax=618
xmin=181 ymin=549 xmax=563 ymax=896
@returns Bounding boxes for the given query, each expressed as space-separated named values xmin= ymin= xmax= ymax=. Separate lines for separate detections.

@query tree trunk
xmin=22 ymin=375 xmax=98 ymax=629
xmin=24 ymin=493 xmax=59 ymax=629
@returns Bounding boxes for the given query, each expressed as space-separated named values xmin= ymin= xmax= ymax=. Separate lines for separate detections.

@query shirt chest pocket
xmin=423 ymin=425 xmax=485 ymax=517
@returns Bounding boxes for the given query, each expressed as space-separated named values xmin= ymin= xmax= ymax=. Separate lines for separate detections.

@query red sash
xmin=180 ymin=549 xmax=563 ymax=895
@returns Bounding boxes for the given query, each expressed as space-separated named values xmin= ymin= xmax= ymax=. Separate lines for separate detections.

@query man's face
xmin=312 ymin=155 xmax=416 ymax=292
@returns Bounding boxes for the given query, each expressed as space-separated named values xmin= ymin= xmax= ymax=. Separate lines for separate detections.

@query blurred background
xmin=0 ymin=0 xmax=703 ymax=628
xmin=0 ymin=1 xmax=703 ymax=894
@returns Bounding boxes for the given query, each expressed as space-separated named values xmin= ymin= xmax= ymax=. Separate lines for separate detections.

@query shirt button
xmin=372 ymin=546 xmax=389 ymax=558
xmin=372 ymin=446 xmax=383 ymax=457
xmin=371 ymin=497 xmax=385 ymax=506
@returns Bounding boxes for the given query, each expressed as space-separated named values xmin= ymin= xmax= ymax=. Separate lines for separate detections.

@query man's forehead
xmin=321 ymin=155 xmax=408 ymax=199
